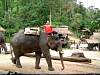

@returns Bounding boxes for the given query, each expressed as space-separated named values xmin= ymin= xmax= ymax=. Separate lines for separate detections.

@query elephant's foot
xmin=11 ymin=58 xmax=16 ymax=64
xmin=35 ymin=66 xmax=41 ymax=69
xmin=48 ymin=67 xmax=54 ymax=71
xmin=16 ymin=65 xmax=22 ymax=68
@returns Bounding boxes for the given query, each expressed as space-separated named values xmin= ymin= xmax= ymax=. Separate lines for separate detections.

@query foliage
xmin=0 ymin=0 xmax=100 ymax=42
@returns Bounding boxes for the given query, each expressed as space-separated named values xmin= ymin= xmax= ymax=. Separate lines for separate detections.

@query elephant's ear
xmin=39 ymin=32 xmax=49 ymax=45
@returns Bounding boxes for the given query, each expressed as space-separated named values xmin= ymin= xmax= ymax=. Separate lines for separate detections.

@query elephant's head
xmin=47 ymin=33 xmax=65 ymax=70
xmin=47 ymin=34 xmax=60 ymax=50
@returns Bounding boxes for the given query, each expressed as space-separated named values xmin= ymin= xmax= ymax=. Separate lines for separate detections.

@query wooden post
xmin=50 ymin=8 xmax=51 ymax=25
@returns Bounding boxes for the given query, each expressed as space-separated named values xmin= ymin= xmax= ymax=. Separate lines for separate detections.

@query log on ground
xmin=24 ymin=53 xmax=91 ymax=63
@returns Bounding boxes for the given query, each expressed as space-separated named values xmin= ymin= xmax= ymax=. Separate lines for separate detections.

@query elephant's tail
xmin=10 ymin=43 xmax=16 ymax=64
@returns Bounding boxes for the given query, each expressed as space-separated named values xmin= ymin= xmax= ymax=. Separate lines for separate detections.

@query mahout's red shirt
xmin=44 ymin=24 xmax=53 ymax=33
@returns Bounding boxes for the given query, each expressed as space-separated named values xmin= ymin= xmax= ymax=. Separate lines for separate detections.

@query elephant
xmin=0 ymin=32 xmax=9 ymax=54
xmin=11 ymin=29 xmax=64 ymax=71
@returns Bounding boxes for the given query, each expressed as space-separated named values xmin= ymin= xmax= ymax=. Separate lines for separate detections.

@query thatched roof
xmin=86 ymin=39 xmax=100 ymax=44
xmin=0 ymin=26 xmax=6 ymax=32
xmin=86 ymin=32 xmax=100 ymax=43
xmin=53 ymin=27 xmax=72 ymax=35
xmin=90 ymin=32 xmax=100 ymax=40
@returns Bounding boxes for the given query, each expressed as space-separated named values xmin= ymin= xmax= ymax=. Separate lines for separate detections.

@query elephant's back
xmin=12 ymin=29 xmax=25 ymax=43
xmin=11 ymin=29 xmax=41 ymax=54
xmin=11 ymin=29 xmax=40 ymax=48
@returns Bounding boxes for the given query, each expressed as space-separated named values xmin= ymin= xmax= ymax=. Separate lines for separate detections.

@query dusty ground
xmin=0 ymin=50 xmax=100 ymax=74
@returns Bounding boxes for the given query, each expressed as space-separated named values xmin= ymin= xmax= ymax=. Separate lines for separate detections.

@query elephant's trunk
xmin=59 ymin=51 xmax=64 ymax=70
xmin=58 ymin=42 xmax=64 ymax=70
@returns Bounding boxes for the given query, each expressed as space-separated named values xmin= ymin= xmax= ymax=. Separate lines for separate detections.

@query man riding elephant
xmin=43 ymin=21 xmax=53 ymax=36
xmin=43 ymin=21 xmax=64 ymax=54
xmin=11 ymin=25 xmax=64 ymax=71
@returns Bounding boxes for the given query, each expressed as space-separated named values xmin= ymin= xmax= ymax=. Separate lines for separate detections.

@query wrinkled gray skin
xmin=11 ymin=29 xmax=64 ymax=71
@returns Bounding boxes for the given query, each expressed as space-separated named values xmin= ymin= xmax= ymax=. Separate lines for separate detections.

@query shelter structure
xmin=86 ymin=32 xmax=100 ymax=51
xmin=81 ymin=28 xmax=91 ymax=39
xmin=53 ymin=26 xmax=72 ymax=36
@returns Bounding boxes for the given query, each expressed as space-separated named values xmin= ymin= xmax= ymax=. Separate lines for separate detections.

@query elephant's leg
xmin=0 ymin=47 xmax=1 ymax=53
xmin=41 ymin=48 xmax=54 ymax=71
xmin=15 ymin=56 xmax=22 ymax=68
xmin=2 ymin=44 xmax=9 ymax=54
xmin=35 ymin=51 xmax=42 ymax=69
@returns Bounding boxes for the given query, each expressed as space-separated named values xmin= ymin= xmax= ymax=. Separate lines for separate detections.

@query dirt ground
xmin=0 ymin=51 xmax=100 ymax=74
